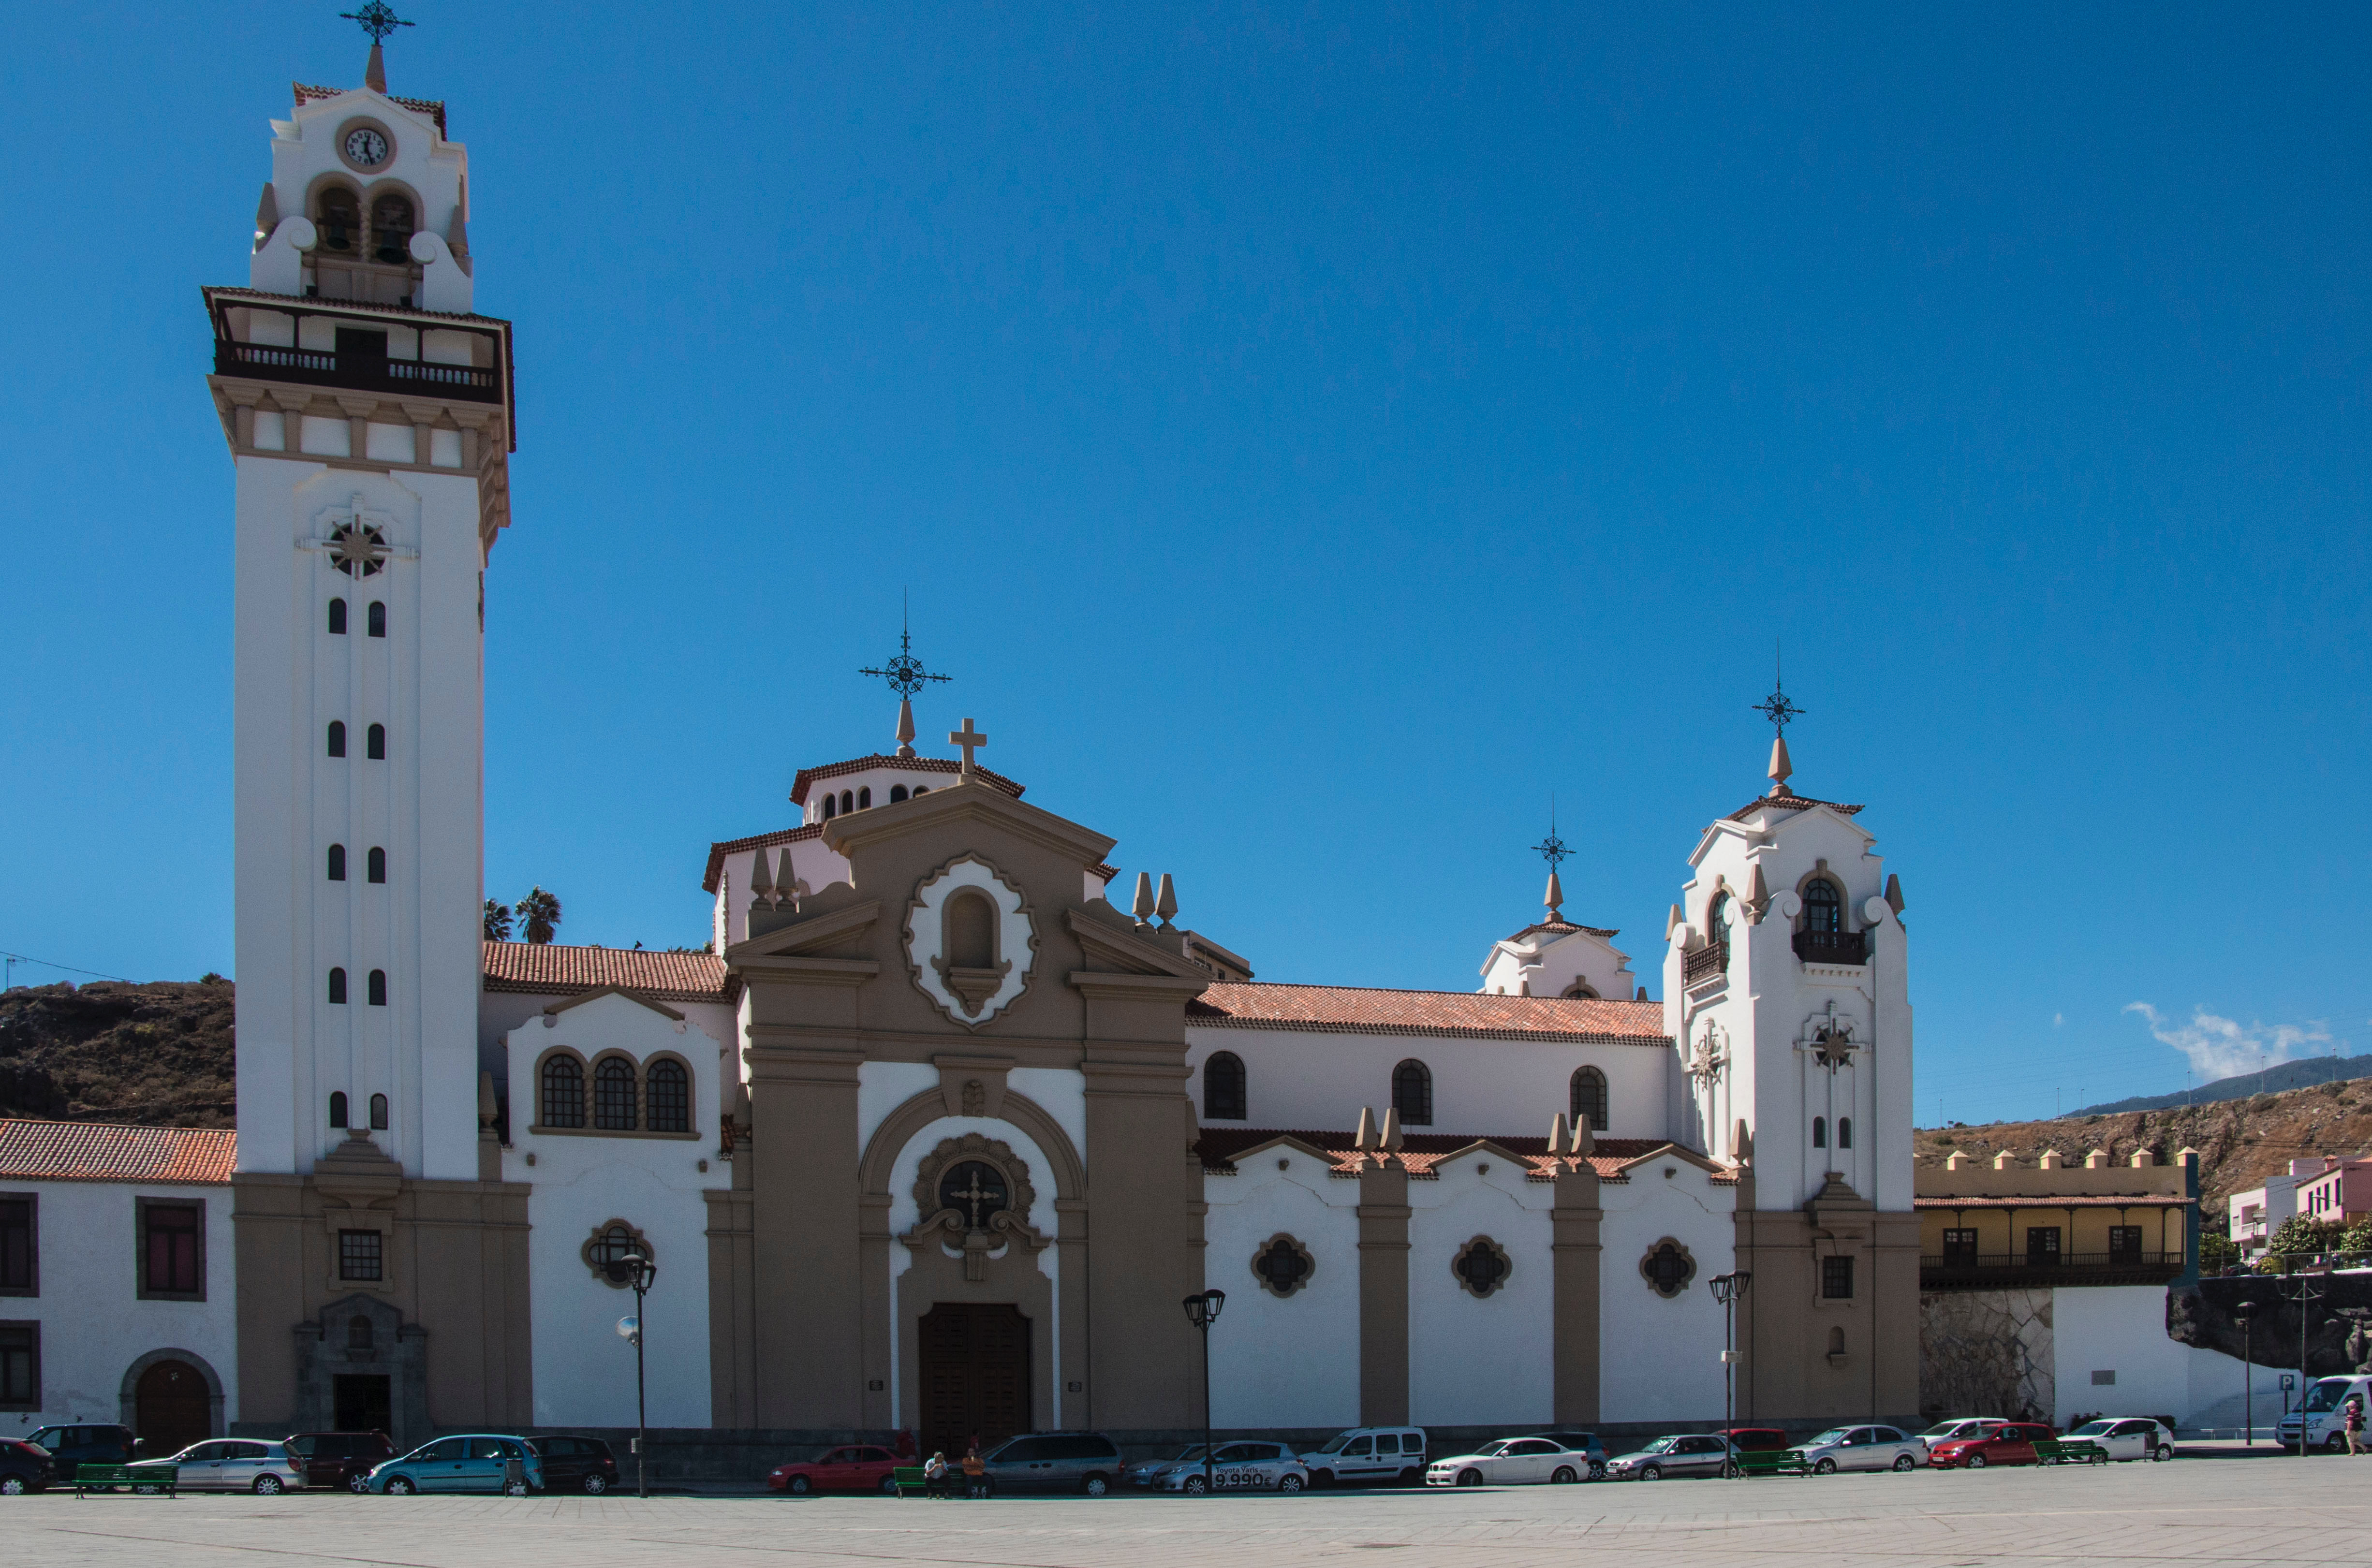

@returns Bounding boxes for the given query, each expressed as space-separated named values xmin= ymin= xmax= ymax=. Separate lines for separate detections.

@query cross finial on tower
xmin=341 ymin=2 xmax=412 ymax=91
xmin=1531 ymin=799 xmax=1570 ymax=921
xmin=1752 ymin=642 xmax=1803 ymax=797
xmin=860 ymin=600 xmax=951 ymax=758
xmin=949 ymin=718 xmax=987 ymax=779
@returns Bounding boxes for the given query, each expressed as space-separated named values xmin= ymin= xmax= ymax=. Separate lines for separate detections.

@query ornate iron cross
xmin=860 ymin=607 xmax=952 ymax=698
xmin=1753 ymin=642 xmax=1804 ymax=736
xmin=341 ymin=2 xmax=414 ymax=44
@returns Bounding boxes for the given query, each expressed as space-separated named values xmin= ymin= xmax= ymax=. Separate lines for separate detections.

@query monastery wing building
xmin=195 ymin=46 xmax=1915 ymax=1452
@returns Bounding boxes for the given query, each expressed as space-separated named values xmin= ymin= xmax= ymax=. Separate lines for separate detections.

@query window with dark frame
xmin=367 ymin=601 xmax=386 ymax=637
xmin=0 ymin=1322 xmax=35 ymax=1409
xmin=541 ymin=1055 xmax=586 ymax=1128
xmin=339 ymin=1230 xmax=383 ymax=1282
xmin=327 ymin=720 xmax=346 ymax=758
xmin=646 ymin=1059 xmax=689 ymax=1133
xmin=0 ymin=1198 xmax=33 ymax=1295
xmin=1392 ymin=1059 xmax=1433 ymax=1126
xmin=328 ymin=598 xmax=348 ymax=634
xmin=1803 ymin=879 xmax=1843 ymax=934
xmin=1822 ymin=1254 xmax=1855 ymax=1299
xmin=1839 ymin=1117 xmax=1853 ymax=1149
xmin=2026 ymin=1226 xmax=2063 ymax=1264
xmin=366 ymin=723 xmax=386 ymax=760
xmin=1812 ymin=1116 xmax=1827 ymax=1148
xmin=367 ymin=846 xmax=385 ymax=883
xmin=328 ymin=1092 xmax=349 ymax=1129
xmin=1941 ymin=1228 xmax=1978 ymax=1260
xmin=2107 ymin=1225 xmax=2144 ymax=1261
xmin=367 ymin=969 xmax=387 ymax=1006
xmin=1203 ymin=1052 xmax=1248 ymax=1121
xmin=142 ymin=1202 xmax=203 ymax=1298
xmin=327 ymin=844 xmax=346 ymax=881
xmin=368 ymin=1093 xmax=388 ymax=1131
xmin=594 ymin=1057 xmax=638 ymax=1130
xmin=327 ymin=967 xmax=348 ymax=1004
xmin=1570 ymin=1066 xmax=1608 ymax=1132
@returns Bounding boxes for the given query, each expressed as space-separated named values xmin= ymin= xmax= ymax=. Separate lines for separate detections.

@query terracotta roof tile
xmin=788 ymin=754 xmax=1025 ymax=806
xmin=1724 ymin=792 xmax=1865 ymax=823
xmin=1189 ymin=982 xmax=1668 ymax=1045
xmin=293 ymin=82 xmax=448 ymax=136
xmin=1193 ymin=1127 xmax=1727 ymax=1182
xmin=1912 ymin=1194 xmax=2194 ymax=1210
xmin=204 ymin=286 xmax=510 ymax=329
xmin=1503 ymin=918 xmax=1621 ymax=943
xmin=0 ymin=1119 xmax=236 ymax=1185
xmin=482 ymin=941 xmax=731 ymax=1003
xmin=702 ymin=822 xmax=825 ymax=894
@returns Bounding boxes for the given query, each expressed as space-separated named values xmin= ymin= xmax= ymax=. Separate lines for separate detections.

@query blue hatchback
xmin=368 ymin=1435 xmax=545 ymax=1495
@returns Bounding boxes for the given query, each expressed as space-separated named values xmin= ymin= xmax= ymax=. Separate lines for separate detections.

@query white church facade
xmin=176 ymin=44 xmax=1928 ymax=1453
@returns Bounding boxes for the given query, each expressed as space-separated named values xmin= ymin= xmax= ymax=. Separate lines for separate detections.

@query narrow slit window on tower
xmin=1838 ymin=1117 xmax=1853 ymax=1149
xmin=840 ymin=790 xmax=854 ymax=815
xmin=1203 ymin=1052 xmax=1248 ymax=1121
xmin=327 ymin=844 xmax=347 ymax=881
xmin=912 ymin=786 xmax=928 ymax=796
xmin=366 ymin=846 xmax=385 ymax=884
xmin=329 ymin=1092 xmax=349 ymax=1129
xmin=1812 ymin=1115 xmax=1827 ymax=1148
xmin=647 ymin=1059 xmax=689 ymax=1133
xmin=1392 ymin=1059 xmax=1433 ymax=1127
xmin=367 ymin=601 xmax=386 ymax=637
xmin=367 ymin=969 xmax=387 ymax=1006
xmin=327 ymin=721 xmax=347 ymax=758
xmin=821 ymin=795 xmax=836 ymax=821
xmin=1570 ymin=1066 xmax=1609 ymax=1132
xmin=328 ymin=598 xmax=348 ymax=634
xmin=327 ymin=967 xmax=348 ymax=1005
xmin=369 ymin=1093 xmax=389 ymax=1131
xmin=366 ymin=723 xmax=385 ymax=760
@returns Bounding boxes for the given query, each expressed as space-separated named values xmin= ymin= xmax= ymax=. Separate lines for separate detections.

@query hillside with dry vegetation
xmin=1917 ymin=1072 xmax=2372 ymax=1208
xmin=0 ymin=980 xmax=236 ymax=1128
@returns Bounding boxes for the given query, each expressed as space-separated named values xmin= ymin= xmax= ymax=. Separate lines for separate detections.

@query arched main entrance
xmin=133 ymin=1359 xmax=212 ymax=1457
xmin=917 ymin=1303 xmax=1030 ymax=1459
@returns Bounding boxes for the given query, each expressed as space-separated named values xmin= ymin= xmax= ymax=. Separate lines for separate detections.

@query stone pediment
xmin=1065 ymin=906 xmax=1210 ymax=982
xmin=313 ymin=1128 xmax=403 ymax=1205
xmin=730 ymin=899 xmax=882 ymax=962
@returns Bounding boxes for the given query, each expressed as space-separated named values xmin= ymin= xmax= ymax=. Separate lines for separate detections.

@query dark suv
xmin=25 ymin=1424 xmax=136 ymax=1468
xmin=978 ymin=1432 xmax=1124 ymax=1495
xmin=529 ymin=1435 xmax=622 ymax=1494
xmin=288 ymin=1431 xmax=397 ymax=1492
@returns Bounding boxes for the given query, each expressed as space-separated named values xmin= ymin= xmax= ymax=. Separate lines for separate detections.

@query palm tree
xmin=516 ymin=887 xmax=563 ymax=946
xmin=483 ymin=899 xmax=513 ymax=941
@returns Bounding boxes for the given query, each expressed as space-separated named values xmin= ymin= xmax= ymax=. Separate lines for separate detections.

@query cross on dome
xmin=949 ymin=718 xmax=987 ymax=779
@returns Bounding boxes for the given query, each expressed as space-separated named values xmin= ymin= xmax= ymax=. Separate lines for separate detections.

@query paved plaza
xmin=15 ymin=1456 xmax=2372 ymax=1568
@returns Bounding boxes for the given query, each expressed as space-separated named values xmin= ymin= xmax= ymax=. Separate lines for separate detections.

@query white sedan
xmin=2063 ymin=1418 xmax=2175 ymax=1462
xmin=1149 ymin=1441 xmax=1309 ymax=1494
xmin=1426 ymin=1437 xmax=1589 ymax=1487
xmin=1790 ymin=1425 xmax=1924 ymax=1474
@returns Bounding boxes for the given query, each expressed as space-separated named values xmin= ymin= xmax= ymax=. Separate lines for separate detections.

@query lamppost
xmin=1708 ymin=1271 xmax=1751 ymax=1475
xmin=611 ymin=1250 xmax=658 ymax=1496
xmin=2232 ymin=1300 xmax=2258 ymax=1447
xmin=1180 ymin=1289 xmax=1226 ymax=1495
xmin=2275 ymin=1268 xmax=2324 ymax=1459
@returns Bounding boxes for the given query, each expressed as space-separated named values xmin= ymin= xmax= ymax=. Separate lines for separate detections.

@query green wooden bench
xmin=1728 ymin=1450 xmax=1805 ymax=1477
xmin=2032 ymin=1439 xmax=2107 ymax=1466
xmin=77 ymin=1464 xmax=177 ymax=1496
xmin=892 ymin=1466 xmax=928 ymax=1498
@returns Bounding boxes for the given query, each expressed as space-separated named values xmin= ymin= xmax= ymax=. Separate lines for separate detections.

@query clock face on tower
xmin=341 ymin=125 xmax=391 ymax=169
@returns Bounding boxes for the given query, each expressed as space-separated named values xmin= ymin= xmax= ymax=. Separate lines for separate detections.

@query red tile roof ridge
xmin=0 ymin=1118 xmax=236 ymax=1185
xmin=482 ymin=940 xmax=732 ymax=1003
xmin=1503 ymin=919 xmax=1621 ymax=943
xmin=701 ymin=822 xmax=826 ymax=893
xmin=1193 ymin=1126 xmax=1723 ymax=1182
xmin=789 ymin=754 xmax=1025 ymax=806
xmin=1724 ymin=792 xmax=1866 ymax=822
xmin=1189 ymin=981 xmax=1669 ymax=1044
xmin=293 ymin=82 xmax=448 ymax=136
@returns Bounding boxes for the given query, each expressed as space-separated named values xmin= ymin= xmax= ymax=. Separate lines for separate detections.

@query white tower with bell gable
xmin=210 ymin=37 xmax=514 ymax=1183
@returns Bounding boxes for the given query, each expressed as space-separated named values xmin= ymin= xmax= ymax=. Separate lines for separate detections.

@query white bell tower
xmin=209 ymin=38 xmax=513 ymax=1183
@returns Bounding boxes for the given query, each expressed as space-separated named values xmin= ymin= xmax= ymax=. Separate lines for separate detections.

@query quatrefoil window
xmin=1252 ymin=1234 xmax=1315 ymax=1298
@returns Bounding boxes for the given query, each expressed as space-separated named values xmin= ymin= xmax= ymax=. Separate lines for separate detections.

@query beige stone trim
xmin=1355 ymin=1161 xmax=1410 ymax=1425
xmin=1550 ymin=1160 xmax=1602 ymax=1423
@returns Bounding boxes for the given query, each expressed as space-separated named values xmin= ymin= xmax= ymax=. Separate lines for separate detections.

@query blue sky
xmin=2 ymin=3 xmax=2367 ymax=1126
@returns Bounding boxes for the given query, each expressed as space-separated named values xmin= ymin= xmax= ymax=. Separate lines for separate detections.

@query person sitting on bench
xmin=923 ymin=1451 xmax=950 ymax=1498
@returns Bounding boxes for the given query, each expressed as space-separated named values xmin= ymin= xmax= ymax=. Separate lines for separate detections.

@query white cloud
xmin=2053 ymin=1013 xmax=2064 ymax=1028
xmin=2124 ymin=1003 xmax=2330 ymax=1083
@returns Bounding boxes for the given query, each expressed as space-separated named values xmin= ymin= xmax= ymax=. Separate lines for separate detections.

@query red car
xmin=1927 ymin=1422 xmax=2055 ymax=1469
xmin=1715 ymin=1428 xmax=1792 ymax=1452
xmin=768 ymin=1443 xmax=904 ymax=1495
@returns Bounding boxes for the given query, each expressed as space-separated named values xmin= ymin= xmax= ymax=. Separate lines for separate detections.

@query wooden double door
xmin=917 ymin=1303 xmax=1031 ymax=1460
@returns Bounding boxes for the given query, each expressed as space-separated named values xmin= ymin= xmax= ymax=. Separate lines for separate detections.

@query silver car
xmin=133 ymin=1438 xmax=306 ymax=1493
xmin=1790 ymin=1425 xmax=1923 ymax=1474
xmin=1604 ymin=1434 xmax=1735 ymax=1480
xmin=1149 ymin=1441 xmax=1308 ymax=1495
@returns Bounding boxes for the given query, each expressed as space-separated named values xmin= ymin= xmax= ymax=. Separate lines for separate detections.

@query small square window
xmin=1822 ymin=1254 xmax=1855 ymax=1300
xmin=339 ymin=1230 xmax=383 ymax=1282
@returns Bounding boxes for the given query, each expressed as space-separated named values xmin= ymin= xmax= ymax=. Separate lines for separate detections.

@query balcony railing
xmin=1682 ymin=942 xmax=1728 ymax=987
xmin=1920 ymin=1250 xmax=2186 ymax=1288
xmin=1793 ymin=928 xmax=1868 ymax=965
xmin=214 ymin=340 xmax=502 ymax=404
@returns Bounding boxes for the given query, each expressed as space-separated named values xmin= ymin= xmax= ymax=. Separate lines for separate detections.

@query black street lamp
xmin=2232 ymin=1300 xmax=2259 ymax=1447
xmin=1708 ymin=1271 xmax=1751 ymax=1475
xmin=1181 ymin=1289 xmax=1226 ymax=1495
xmin=610 ymin=1251 xmax=658 ymax=1496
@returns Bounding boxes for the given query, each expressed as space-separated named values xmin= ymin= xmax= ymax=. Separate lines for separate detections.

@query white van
xmin=1299 ymin=1427 xmax=1429 ymax=1487
xmin=2277 ymin=1376 xmax=2372 ymax=1452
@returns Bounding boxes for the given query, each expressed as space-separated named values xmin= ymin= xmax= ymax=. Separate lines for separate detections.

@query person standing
xmin=2345 ymin=1396 xmax=2365 ymax=1456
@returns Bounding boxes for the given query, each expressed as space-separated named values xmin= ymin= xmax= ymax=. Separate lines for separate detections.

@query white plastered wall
xmin=2050 ymin=1286 xmax=2289 ymax=1430
xmin=1598 ymin=1160 xmax=1737 ymax=1424
xmin=1408 ymin=1154 xmax=1555 ymax=1427
xmin=1200 ymin=1152 xmax=1361 ymax=1430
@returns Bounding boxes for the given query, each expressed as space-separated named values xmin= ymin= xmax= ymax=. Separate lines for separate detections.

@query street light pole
xmin=1708 ymin=1272 xmax=1751 ymax=1476
xmin=1180 ymin=1289 xmax=1226 ymax=1495
xmin=612 ymin=1251 xmax=658 ymax=1497
xmin=2232 ymin=1300 xmax=2258 ymax=1447
xmin=2276 ymin=1268 xmax=2323 ymax=1459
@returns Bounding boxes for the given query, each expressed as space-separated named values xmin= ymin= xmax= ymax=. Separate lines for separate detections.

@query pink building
xmin=2292 ymin=1157 xmax=2372 ymax=1227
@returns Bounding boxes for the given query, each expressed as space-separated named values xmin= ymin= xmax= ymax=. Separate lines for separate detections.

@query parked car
xmin=2061 ymin=1419 xmax=2175 ymax=1463
xmin=1912 ymin=1417 xmax=2006 ymax=1460
xmin=768 ymin=1443 xmax=902 ymax=1496
xmin=367 ymin=1434 xmax=543 ymax=1495
xmin=1927 ymin=1422 xmax=2056 ymax=1469
xmin=1426 ymin=1436 xmax=1590 ymax=1487
xmin=977 ymin=1432 xmax=1124 ymax=1495
xmin=0 ymin=1437 xmax=58 ymax=1495
xmin=1604 ymin=1435 xmax=1736 ymax=1481
xmin=1789 ymin=1425 xmax=1924 ymax=1474
xmin=1297 ymin=1426 xmax=1429 ymax=1487
xmin=24 ymin=1423 xmax=136 ymax=1469
xmin=1532 ymin=1432 xmax=1610 ymax=1479
xmin=1127 ymin=1445 xmax=1206 ymax=1486
xmin=1715 ymin=1427 xmax=1792 ymax=1452
xmin=287 ymin=1431 xmax=397 ymax=1493
xmin=1148 ymin=1441 xmax=1308 ymax=1494
xmin=2277 ymin=1376 xmax=2372 ymax=1453
xmin=531 ymin=1435 xmax=624 ymax=1494
xmin=130 ymin=1438 xmax=307 ymax=1493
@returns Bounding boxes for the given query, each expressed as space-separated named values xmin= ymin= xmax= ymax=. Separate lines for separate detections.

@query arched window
xmin=327 ymin=844 xmax=347 ymax=881
xmin=347 ymin=1315 xmax=374 ymax=1351
xmin=328 ymin=598 xmax=348 ymax=634
xmin=594 ymin=1057 xmax=638 ymax=1130
xmin=370 ymin=192 xmax=415 ymax=264
xmin=1827 ymin=1324 xmax=1847 ymax=1355
xmin=912 ymin=786 xmax=928 ymax=796
xmin=1812 ymin=1116 xmax=1827 ymax=1148
xmin=367 ymin=846 xmax=385 ymax=883
xmin=541 ymin=1055 xmax=585 ymax=1128
xmin=317 ymin=185 xmax=360 ymax=252
xmin=367 ymin=601 xmax=386 ymax=637
xmin=840 ymin=790 xmax=854 ymax=815
xmin=329 ymin=1092 xmax=349 ymax=1128
xmin=366 ymin=723 xmax=386 ymax=760
xmin=944 ymin=890 xmax=996 ymax=969
xmin=1706 ymin=890 xmax=1730 ymax=943
xmin=1203 ymin=1052 xmax=1248 ymax=1121
xmin=1570 ymin=1066 xmax=1609 ymax=1132
xmin=327 ymin=721 xmax=347 ymax=758
xmin=857 ymin=787 xmax=872 ymax=809
xmin=647 ymin=1059 xmax=689 ymax=1133
xmin=1803 ymin=878 xmax=1843 ymax=934
xmin=367 ymin=969 xmax=387 ymax=1006
xmin=821 ymin=794 xmax=837 ymax=820
xmin=1392 ymin=1059 xmax=1433 ymax=1126
xmin=327 ymin=967 xmax=348 ymax=1004
xmin=889 ymin=785 xmax=909 ymax=803
xmin=368 ymin=1092 xmax=389 ymax=1130
xmin=1838 ymin=1117 xmax=1853 ymax=1150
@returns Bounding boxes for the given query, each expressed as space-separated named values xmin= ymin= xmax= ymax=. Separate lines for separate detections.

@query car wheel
xmin=2329 ymin=1433 xmax=2352 ymax=1455
xmin=1183 ymin=1474 xmax=1208 ymax=1496
xmin=1082 ymin=1474 xmax=1109 ymax=1497
xmin=1893 ymin=1454 xmax=1915 ymax=1472
xmin=387 ymin=1476 xmax=416 ymax=1495
xmin=1640 ymin=1464 xmax=1663 ymax=1481
xmin=586 ymin=1474 xmax=612 ymax=1495
xmin=1589 ymin=1461 xmax=1606 ymax=1481
xmin=1278 ymin=1474 xmax=1305 ymax=1494
xmin=1966 ymin=1454 xmax=1986 ymax=1470
xmin=2152 ymin=1445 xmax=2174 ymax=1463
xmin=348 ymin=1473 xmax=373 ymax=1495
xmin=788 ymin=1475 xmax=812 ymax=1495
xmin=1813 ymin=1458 xmax=1837 ymax=1475
xmin=1550 ymin=1466 xmax=1577 ymax=1485
xmin=254 ymin=1474 xmax=285 ymax=1495
xmin=1720 ymin=1461 xmax=1740 ymax=1479
xmin=1455 ymin=1469 xmax=1482 ymax=1487
xmin=0 ymin=1476 xmax=25 ymax=1495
